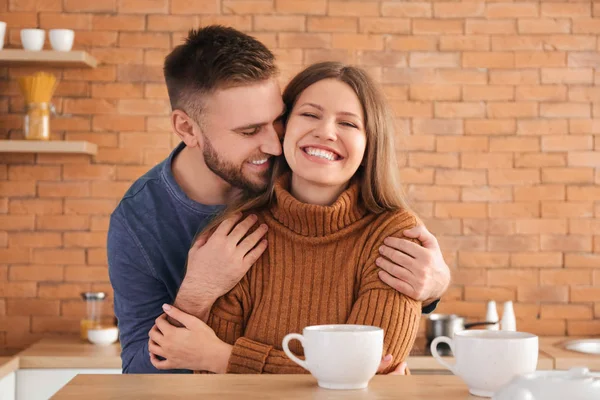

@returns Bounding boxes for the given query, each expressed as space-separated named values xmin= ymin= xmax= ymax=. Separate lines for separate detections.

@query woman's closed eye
xmin=301 ymin=112 xmax=318 ymax=119
xmin=340 ymin=121 xmax=358 ymax=129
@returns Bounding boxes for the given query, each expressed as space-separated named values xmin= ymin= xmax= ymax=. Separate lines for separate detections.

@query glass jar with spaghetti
xmin=17 ymin=72 xmax=58 ymax=141
xmin=24 ymin=102 xmax=50 ymax=140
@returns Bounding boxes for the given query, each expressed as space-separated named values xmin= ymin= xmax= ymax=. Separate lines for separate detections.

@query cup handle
xmin=282 ymin=333 xmax=309 ymax=371
xmin=430 ymin=336 xmax=457 ymax=374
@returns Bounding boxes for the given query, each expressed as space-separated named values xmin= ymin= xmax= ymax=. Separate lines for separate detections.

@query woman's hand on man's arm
xmin=149 ymin=304 xmax=233 ymax=373
xmin=376 ymin=224 xmax=451 ymax=308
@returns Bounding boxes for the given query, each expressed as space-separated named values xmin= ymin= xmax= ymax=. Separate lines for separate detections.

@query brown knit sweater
xmin=207 ymin=175 xmax=421 ymax=374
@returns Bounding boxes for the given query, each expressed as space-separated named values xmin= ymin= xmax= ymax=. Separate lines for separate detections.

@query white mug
xmin=431 ymin=330 xmax=538 ymax=398
xmin=0 ymin=22 xmax=6 ymax=50
xmin=20 ymin=28 xmax=45 ymax=51
xmin=49 ymin=29 xmax=74 ymax=52
xmin=282 ymin=324 xmax=383 ymax=390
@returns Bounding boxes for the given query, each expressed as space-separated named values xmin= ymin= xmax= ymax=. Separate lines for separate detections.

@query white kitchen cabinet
xmin=0 ymin=372 xmax=15 ymax=400
xmin=16 ymin=369 xmax=120 ymax=400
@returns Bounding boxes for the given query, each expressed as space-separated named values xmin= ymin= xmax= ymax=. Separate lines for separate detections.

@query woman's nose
xmin=313 ymin=120 xmax=337 ymax=141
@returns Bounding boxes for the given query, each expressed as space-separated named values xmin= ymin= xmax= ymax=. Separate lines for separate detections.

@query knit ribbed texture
xmin=207 ymin=174 xmax=421 ymax=374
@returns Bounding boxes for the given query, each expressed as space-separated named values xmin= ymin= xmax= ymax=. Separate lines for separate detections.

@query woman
xmin=164 ymin=62 xmax=420 ymax=374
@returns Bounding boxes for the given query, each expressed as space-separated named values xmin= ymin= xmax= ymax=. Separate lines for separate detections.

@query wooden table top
xmin=53 ymin=374 xmax=480 ymax=400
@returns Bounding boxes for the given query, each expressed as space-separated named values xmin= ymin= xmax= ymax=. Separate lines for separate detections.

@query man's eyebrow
xmin=233 ymin=122 xmax=264 ymax=131
xmin=233 ymin=106 xmax=287 ymax=130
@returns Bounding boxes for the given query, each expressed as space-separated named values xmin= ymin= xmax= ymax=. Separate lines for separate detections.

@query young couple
xmin=108 ymin=26 xmax=451 ymax=375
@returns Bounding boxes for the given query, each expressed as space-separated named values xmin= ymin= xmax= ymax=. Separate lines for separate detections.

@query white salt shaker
xmin=501 ymin=301 xmax=516 ymax=331
xmin=485 ymin=300 xmax=499 ymax=330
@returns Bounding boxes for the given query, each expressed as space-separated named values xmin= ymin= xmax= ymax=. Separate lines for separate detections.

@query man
xmin=108 ymin=25 xmax=451 ymax=374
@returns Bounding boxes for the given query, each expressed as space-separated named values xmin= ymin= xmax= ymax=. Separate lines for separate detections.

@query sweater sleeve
xmin=354 ymin=211 xmax=422 ymax=373
xmin=208 ymin=284 xmax=307 ymax=374
xmin=217 ymin=213 xmax=421 ymax=375
xmin=206 ymin=276 xmax=251 ymax=345
xmin=205 ymin=277 xmax=304 ymax=374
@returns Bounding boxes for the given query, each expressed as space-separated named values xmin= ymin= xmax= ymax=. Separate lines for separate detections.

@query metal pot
xmin=426 ymin=313 xmax=497 ymax=343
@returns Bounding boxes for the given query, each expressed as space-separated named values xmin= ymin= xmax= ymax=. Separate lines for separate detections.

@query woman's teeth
xmin=304 ymin=147 xmax=337 ymax=161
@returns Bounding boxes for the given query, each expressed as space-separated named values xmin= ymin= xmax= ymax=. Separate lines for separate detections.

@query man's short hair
xmin=164 ymin=25 xmax=278 ymax=121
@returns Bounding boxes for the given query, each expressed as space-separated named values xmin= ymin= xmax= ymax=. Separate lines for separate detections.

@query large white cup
xmin=49 ymin=29 xmax=74 ymax=51
xmin=282 ymin=325 xmax=383 ymax=390
xmin=0 ymin=22 xmax=6 ymax=50
xmin=20 ymin=29 xmax=45 ymax=51
xmin=431 ymin=330 xmax=538 ymax=398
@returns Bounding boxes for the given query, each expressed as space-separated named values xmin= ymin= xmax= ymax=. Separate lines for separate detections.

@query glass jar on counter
xmin=80 ymin=292 xmax=106 ymax=341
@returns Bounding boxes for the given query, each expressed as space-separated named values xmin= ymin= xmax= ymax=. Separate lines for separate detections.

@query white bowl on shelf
xmin=49 ymin=29 xmax=74 ymax=51
xmin=20 ymin=29 xmax=45 ymax=51
xmin=87 ymin=327 xmax=119 ymax=346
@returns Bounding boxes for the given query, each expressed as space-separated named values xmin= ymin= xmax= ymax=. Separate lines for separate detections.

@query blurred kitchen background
xmin=0 ymin=0 xmax=599 ymax=356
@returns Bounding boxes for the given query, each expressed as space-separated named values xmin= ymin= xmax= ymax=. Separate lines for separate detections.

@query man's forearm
xmin=171 ymin=278 xmax=217 ymax=325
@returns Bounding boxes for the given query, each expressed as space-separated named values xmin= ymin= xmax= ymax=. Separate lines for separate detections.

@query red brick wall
xmin=1 ymin=0 xmax=599 ymax=354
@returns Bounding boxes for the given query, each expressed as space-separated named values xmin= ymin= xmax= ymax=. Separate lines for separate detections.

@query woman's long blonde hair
xmin=201 ymin=61 xmax=413 ymax=235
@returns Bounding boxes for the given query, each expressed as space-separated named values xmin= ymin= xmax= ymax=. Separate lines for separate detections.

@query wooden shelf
xmin=0 ymin=50 xmax=97 ymax=68
xmin=0 ymin=140 xmax=97 ymax=155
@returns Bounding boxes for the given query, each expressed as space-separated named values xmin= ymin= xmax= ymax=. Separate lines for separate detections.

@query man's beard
xmin=202 ymin=135 xmax=270 ymax=195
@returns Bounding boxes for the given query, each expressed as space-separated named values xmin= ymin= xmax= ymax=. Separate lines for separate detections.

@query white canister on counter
xmin=485 ymin=300 xmax=499 ymax=330
xmin=501 ymin=301 xmax=516 ymax=331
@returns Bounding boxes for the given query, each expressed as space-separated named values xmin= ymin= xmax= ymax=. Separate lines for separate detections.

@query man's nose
xmin=261 ymin=125 xmax=282 ymax=156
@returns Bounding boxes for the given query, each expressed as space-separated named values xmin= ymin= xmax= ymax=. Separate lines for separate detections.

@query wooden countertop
xmin=0 ymin=357 xmax=19 ymax=379
xmin=12 ymin=335 xmax=558 ymax=371
xmin=53 ymin=374 xmax=480 ymax=399
xmin=17 ymin=336 xmax=121 ymax=369
xmin=540 ymin=336 xmax=600 ymax=371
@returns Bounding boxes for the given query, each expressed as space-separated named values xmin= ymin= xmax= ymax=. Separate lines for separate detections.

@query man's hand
xmin=174 ymin=213 xmax=268 ymax=321
xmin=376 ymin=225 xmax=451 ymax=305
xmin=377 ymin=354 xmax=408 ymax=375
xmin=149 ymin=304 xmax=232 ymax=373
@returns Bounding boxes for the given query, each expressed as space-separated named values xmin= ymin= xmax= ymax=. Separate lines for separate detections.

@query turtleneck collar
xmin=269 ymin=173 xmax=367 ymax=237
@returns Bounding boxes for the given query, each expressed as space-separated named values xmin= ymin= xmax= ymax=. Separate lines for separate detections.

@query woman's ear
xmin=171 ymin=110 xmax=200 ymax=148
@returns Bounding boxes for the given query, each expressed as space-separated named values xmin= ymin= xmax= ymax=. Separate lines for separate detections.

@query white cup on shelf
xmin=0 ymin=22 xmax=6 ymax=50
xmin=49 ymin=29 xmax=74 ymax=52
xmin=20 ymin=28 xmax=45 ymax=51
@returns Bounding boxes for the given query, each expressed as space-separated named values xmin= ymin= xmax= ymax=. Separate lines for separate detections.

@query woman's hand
xmin=149 ymin=304 xmax=232 ymax=373
xmin=377 ymin=354 xmax=408 ymax=375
